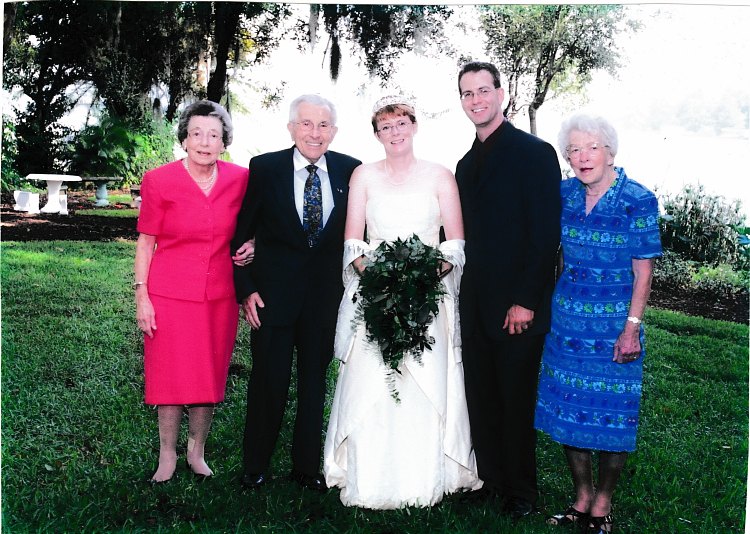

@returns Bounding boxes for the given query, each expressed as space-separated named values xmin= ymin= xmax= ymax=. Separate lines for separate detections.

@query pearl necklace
xmin=183 ymin=158 xmax=217 ymax=190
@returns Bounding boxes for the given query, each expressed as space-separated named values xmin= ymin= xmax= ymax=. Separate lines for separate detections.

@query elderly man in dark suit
xmin=455 ymin=62 xmax=561 ymax=518
xmin=232 ymin=94 xmax=361 ymax=491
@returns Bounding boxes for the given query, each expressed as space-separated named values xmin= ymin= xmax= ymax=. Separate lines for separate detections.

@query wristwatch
xmin=626 ymin=316 xmax=642 ymax=325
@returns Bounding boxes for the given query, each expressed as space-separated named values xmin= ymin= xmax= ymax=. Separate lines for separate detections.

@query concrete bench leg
xmin=13 ymin=191 xmax=40 ymax=214
xmin=94 ymin=182 xmax=110 ymax=207
xmin=40 ymin=180 xmax=64 ymax=213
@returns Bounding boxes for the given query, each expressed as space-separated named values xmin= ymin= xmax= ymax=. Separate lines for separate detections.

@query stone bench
xmin=129 ymin=185 xmax=142 ymax=209
xmin=13 ymin=190 xmax=40 ymax=214
xmin=25 ymin=174 xmax=82 ymax=214
xmin=82 ymin=176 xmax=125 ymax=207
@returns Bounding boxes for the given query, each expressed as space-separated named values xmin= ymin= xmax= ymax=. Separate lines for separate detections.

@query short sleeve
xmin=628 ymin=189 xmax=662 ymax=259
xmin=136 ymin=171 xmax=164 ymax=236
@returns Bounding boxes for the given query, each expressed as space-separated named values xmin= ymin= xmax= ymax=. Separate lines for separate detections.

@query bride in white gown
xmin=323 ymin=96 xmax=482 ymax=509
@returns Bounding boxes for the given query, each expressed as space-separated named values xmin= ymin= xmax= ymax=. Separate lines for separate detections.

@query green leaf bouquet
xmin=355 ymin=235 xmax=446 ymax=401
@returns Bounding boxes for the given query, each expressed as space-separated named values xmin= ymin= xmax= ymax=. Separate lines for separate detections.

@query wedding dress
xmin=323 ymin=176 xmax=481 ymax=509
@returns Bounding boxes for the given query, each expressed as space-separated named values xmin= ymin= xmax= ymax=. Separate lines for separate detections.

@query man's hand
xmin=242 ymin=292 xmax=265 ymax=330
xmin=503 ymin=304 xmax=535 ymax=335
xmin=233 ymin=239 xmax=255 ymax=266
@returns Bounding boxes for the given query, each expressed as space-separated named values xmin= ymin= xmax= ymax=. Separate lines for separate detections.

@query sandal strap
xmin=588 ymin=513 xmax=614 ymax=533
xmin=546 ymin=505 xmax=589 ymax=526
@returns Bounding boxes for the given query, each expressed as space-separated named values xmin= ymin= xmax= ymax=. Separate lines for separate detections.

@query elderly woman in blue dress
xmin=534 ymin=114 xmax=662 ymax=533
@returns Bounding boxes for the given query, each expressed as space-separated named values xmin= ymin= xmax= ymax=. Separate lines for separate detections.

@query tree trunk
xmin=206 ymin=2 xmax=243 ymax=104
xmin=528 ymin=105 xmax=538 ymax=136
xmin=3 ymin=2 xmax=17 ymax=52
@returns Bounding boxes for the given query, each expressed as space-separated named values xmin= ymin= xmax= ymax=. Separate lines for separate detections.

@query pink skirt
xmin=144 ymin=294 xmax=239 ymax=405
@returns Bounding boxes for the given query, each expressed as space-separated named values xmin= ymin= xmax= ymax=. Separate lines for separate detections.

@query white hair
xmin=558 ymin=113 xmax=618 ymax=161
xmin=288 ymin=94 xmax=337 ymax=125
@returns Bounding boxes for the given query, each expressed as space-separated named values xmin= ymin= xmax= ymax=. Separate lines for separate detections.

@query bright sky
xmin=14 ymin=3 xmax=747 ymax=215
xmin=225 ymin=3 xmax=750 ymax=215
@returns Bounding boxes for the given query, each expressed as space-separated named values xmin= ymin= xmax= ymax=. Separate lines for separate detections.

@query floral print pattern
xmin=534 ymin=167 xmax=662 ymax=452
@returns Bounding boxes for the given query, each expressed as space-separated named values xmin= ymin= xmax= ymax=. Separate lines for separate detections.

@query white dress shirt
xmin=292 ymin=148 xmax=335 ymax=227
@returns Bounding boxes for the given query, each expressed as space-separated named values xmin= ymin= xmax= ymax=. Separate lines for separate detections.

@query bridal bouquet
xmin=355 ymin=235 xmax=445 ymax=402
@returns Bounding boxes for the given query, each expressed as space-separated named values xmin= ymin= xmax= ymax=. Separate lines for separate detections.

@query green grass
xmin=85 ymin=193 xmax=134 ymax=204
xmin=75 ymin=209 xmax=139 ymax=218
xmin=2 ymin=241 xmax=747 ymax=532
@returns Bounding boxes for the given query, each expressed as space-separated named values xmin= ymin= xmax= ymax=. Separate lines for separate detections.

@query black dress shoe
xmin=458 ymin=486 xmax=502 ymax=504
xmin=290 ymin=470 xmax=327 ymax=492
xmin=241 ymin=472 xmax=267 ymax=490
xmin=503 ymin=497 xmax=536 ymax=520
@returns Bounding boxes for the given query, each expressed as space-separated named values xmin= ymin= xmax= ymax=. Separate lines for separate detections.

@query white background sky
xmin=223 ymin=3 xmax=750 ymax=216
xmin=17 ymin=3 xmax=747 ymax=215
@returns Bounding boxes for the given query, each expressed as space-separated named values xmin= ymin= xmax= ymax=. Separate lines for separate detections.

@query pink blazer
xmin=137 ymin=159 xmax=249 ymax=302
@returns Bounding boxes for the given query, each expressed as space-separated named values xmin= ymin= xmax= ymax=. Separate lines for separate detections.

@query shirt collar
xmin=293 ymin=147 xmax=328 ymax=173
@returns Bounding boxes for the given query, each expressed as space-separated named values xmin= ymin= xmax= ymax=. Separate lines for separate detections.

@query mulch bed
xmin=2 ymin=191 xmax=748 ymax=325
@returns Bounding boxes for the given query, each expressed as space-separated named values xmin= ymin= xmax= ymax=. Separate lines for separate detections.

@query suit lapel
xmin=327 ymin=153 xmax=347 ymax=220
xmin=319 ymin=152 xmax=348 ymax=243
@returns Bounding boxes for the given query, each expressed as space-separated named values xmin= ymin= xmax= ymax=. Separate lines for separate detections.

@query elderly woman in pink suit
xmin=134 ymin=100 xmax=250 ymax=483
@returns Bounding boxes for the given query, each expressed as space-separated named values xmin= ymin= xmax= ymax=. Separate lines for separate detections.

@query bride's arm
xmin=437 ymin=167 xmax=465 ymax=276
xmin=344 ymin=167 xmax=368 ymax=273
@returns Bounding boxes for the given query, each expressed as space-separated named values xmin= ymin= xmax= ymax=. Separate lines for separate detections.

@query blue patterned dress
xmin=534 ymin=167 xmax=662 ymax=452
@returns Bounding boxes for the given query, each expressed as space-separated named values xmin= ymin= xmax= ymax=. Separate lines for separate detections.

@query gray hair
xmin=177 ymin=100 xmax=234 ymax=146
xmin=288 ymin=94 xmax=337 ymax=125
xmin=558 ymin=113 xmax=618 ymax=161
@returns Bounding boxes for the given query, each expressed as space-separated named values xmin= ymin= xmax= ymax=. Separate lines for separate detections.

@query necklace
xmin=183 ymin=158 xmax=217 ymax=190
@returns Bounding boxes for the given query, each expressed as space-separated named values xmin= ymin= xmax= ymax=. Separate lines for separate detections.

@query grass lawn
xmin=1 ymin=240 xmax=747 ymax=532
xmin=75 ymin=209 xmax=140 ymax=218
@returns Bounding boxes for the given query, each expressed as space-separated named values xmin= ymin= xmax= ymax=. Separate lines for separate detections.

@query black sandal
xmin=588 ymin=513 xmax=613 ymax=533
xmin=546 ymin=505 xmax=589 ymax=526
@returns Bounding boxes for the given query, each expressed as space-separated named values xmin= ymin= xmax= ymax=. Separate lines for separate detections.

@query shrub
xmin=1 ymin=116 xmax=23 ymax=192
xmin=693 ymin=263 xmax=750 ymax=298
xmin=659 ymin=184 xmax=748 ymax=268
xmin=69 ymin=113 xmax=175 ymax=186
xmin=652 ymin=250 xmax=695 ymax=292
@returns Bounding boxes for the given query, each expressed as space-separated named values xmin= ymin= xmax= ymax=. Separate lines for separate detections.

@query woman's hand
xmin=136 ymin=290 xmax=157 ymax=338
xmin=352 ymin=255 xmax=367 ymax=274
xmin=438 ymin=260 xmax=453 ymax=278
xmin=613 ymin=323 xmax=641 ymax=363
xmin=233 ymin=238 xmax=255 ymax=266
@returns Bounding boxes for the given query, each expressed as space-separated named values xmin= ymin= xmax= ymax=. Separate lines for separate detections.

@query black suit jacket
xmin=455 ymin=121 xmax=561 ymax=339
xmin=232 ymin=147 xmax=361 ymax=327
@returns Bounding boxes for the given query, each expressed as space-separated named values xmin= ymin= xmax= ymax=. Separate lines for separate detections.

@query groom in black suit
xmin=232 ymin=94 xmax=361 ymax=490
xmin=455 ymin=62 xmax=561 ymax=517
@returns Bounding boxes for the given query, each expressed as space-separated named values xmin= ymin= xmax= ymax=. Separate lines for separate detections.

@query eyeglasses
xmin=295 ymin=120 xmax=332 ymax=133
xmin=376 ymin=119 xmax=413 ymax=135
xmin=460 ymin=87 xmax=495 ymax=100
xmin=565 ymin=143 xmax=609 ymax=159
xmin=188 ymin=129 xmax=223 ymax=143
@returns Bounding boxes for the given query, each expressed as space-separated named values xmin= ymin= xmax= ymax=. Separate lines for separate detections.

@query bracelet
xmin=132 ymin=281 xmax=147 ymax=289
xmin=626 ymin=316 xmax=642 ymax=325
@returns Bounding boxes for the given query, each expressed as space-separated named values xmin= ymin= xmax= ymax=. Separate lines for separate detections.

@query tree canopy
xmin=481 ymin=5 xmax=639 ymax=134
xmin=2 ymin=1 xmax=453 ymax=179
